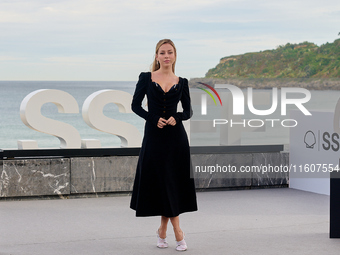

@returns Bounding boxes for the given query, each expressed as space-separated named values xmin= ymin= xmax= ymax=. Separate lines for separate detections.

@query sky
xmin=0 ymin=0 xmax=339 ymax=81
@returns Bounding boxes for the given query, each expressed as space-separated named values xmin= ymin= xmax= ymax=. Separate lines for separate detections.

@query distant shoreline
xmin=188 ymin=77 xmax=340 ymax=90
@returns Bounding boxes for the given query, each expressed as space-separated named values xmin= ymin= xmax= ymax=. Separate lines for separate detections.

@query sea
xmin=1 ymin=81 xmax=340 ymax=150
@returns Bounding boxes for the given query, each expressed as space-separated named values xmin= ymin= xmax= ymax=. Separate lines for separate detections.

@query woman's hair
xmin=151 ymin=39 xmax=177 ymax=73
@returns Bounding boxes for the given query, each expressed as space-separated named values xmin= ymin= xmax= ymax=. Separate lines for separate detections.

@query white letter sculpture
xmin=82 ymin=90 xmax=142 ymax=147
xmin=20 ymin=89 xmax=81 ymax=149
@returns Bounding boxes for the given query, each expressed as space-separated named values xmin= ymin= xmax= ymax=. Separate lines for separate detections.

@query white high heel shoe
xmin=176 ymin=231 xmax=187 ymax=251
xmin=156 ymin=229 xmax=168 ymax=248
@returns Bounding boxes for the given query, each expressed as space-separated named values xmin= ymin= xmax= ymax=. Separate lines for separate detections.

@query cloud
xmin=1 ymin=0 xmax=340 ymax=80
xmin=0 ymin=55 xmax=25 ymax=61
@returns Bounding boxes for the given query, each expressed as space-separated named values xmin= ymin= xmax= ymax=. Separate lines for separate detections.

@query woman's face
xmin=156 ymin=43 xmax=176 ymax=68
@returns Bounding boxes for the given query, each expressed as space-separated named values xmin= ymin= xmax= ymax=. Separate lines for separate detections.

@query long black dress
xmin=130 ymin=72 xmax=198 ymax=217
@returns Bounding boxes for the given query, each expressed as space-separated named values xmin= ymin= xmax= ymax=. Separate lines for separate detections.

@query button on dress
xmin=130 ymin=72 xmax=198 ymax=217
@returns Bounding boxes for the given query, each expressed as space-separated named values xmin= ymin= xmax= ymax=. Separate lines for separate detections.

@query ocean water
xmin=0 ymin=81 xmax=141 ymax=149
xmin=0 ymin=81 xmax=340 ymax=149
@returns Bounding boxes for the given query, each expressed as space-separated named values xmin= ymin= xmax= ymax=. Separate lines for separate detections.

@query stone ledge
xmin=0 ymin=158 xmax=70 ymax=197
xmin=0 ymin=152 xmax=289 ymax=199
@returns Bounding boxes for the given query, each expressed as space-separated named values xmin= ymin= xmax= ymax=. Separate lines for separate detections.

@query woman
xmin=130 ymin=39 xmax=198 ymax=251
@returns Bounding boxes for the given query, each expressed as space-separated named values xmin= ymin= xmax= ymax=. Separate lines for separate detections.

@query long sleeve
xmin=173 ymin=78 xmax=193 ymax=123
xmin=131 ymin=72 xmax=160 ymax=126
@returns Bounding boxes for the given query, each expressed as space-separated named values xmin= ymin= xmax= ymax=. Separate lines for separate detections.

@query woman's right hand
xmin=157 ymin=117 xmax=167 ymax=128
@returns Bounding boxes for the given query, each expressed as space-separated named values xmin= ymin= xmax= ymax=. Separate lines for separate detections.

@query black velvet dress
xmin=130 ymin=72 xmax=198 ymax=217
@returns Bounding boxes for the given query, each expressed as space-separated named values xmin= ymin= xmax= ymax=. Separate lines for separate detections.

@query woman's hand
xmin=157 ymin=117 xmax=167 ymax=128
xmin=157 ymin=117 xmax=176 ymax=128
xmin=166 ymin=116 xmax=176 ymax=126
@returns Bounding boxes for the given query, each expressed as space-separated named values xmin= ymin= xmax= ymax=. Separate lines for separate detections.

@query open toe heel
xmin=157 ymin=229 xmax=168 ymax=248
xmin=176 ymin=232 xmax=187 ymax=251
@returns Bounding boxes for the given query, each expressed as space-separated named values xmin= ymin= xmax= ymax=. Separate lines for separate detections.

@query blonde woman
xmin=130 ymin=39 xmax=197 ymax=251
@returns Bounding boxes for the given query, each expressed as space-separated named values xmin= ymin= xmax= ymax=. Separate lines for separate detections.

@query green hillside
xmin=206 ymin=39 xmax=340 ymax=79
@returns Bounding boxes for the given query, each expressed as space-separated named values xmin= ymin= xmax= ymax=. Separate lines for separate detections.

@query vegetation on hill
xmin=206 ymin=39 xmax=340 ymax=79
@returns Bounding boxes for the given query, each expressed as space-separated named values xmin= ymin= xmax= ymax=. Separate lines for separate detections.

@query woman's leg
xmin=158 ymin=216 xmax=169 ymax=238
xmin=170 ymin=216 xmax=184 ymax=241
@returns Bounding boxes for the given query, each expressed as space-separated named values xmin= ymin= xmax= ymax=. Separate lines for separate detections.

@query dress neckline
xmin=149 ymin=72 xmax=180 ymax=94
xmin=153 ymin=81 xmax=178 ymax=94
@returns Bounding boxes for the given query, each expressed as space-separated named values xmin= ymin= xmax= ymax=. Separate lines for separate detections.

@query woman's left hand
xmin=166 ymin=116 xmax=177 ymax=126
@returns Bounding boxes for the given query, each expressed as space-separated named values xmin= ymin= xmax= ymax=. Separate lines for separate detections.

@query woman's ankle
xmin=173 ymin=228 xmax=184 ymax=241
xmin=158 ymin=227 xmax=167 ymax=239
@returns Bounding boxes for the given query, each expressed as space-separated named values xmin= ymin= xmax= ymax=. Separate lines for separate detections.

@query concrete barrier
xmin=0 ymin=146 xmax=288 ymax=199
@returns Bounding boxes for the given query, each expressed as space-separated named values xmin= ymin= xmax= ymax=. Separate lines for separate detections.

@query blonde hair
xmin=151 ymin=39 xmax=177 ymax=73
